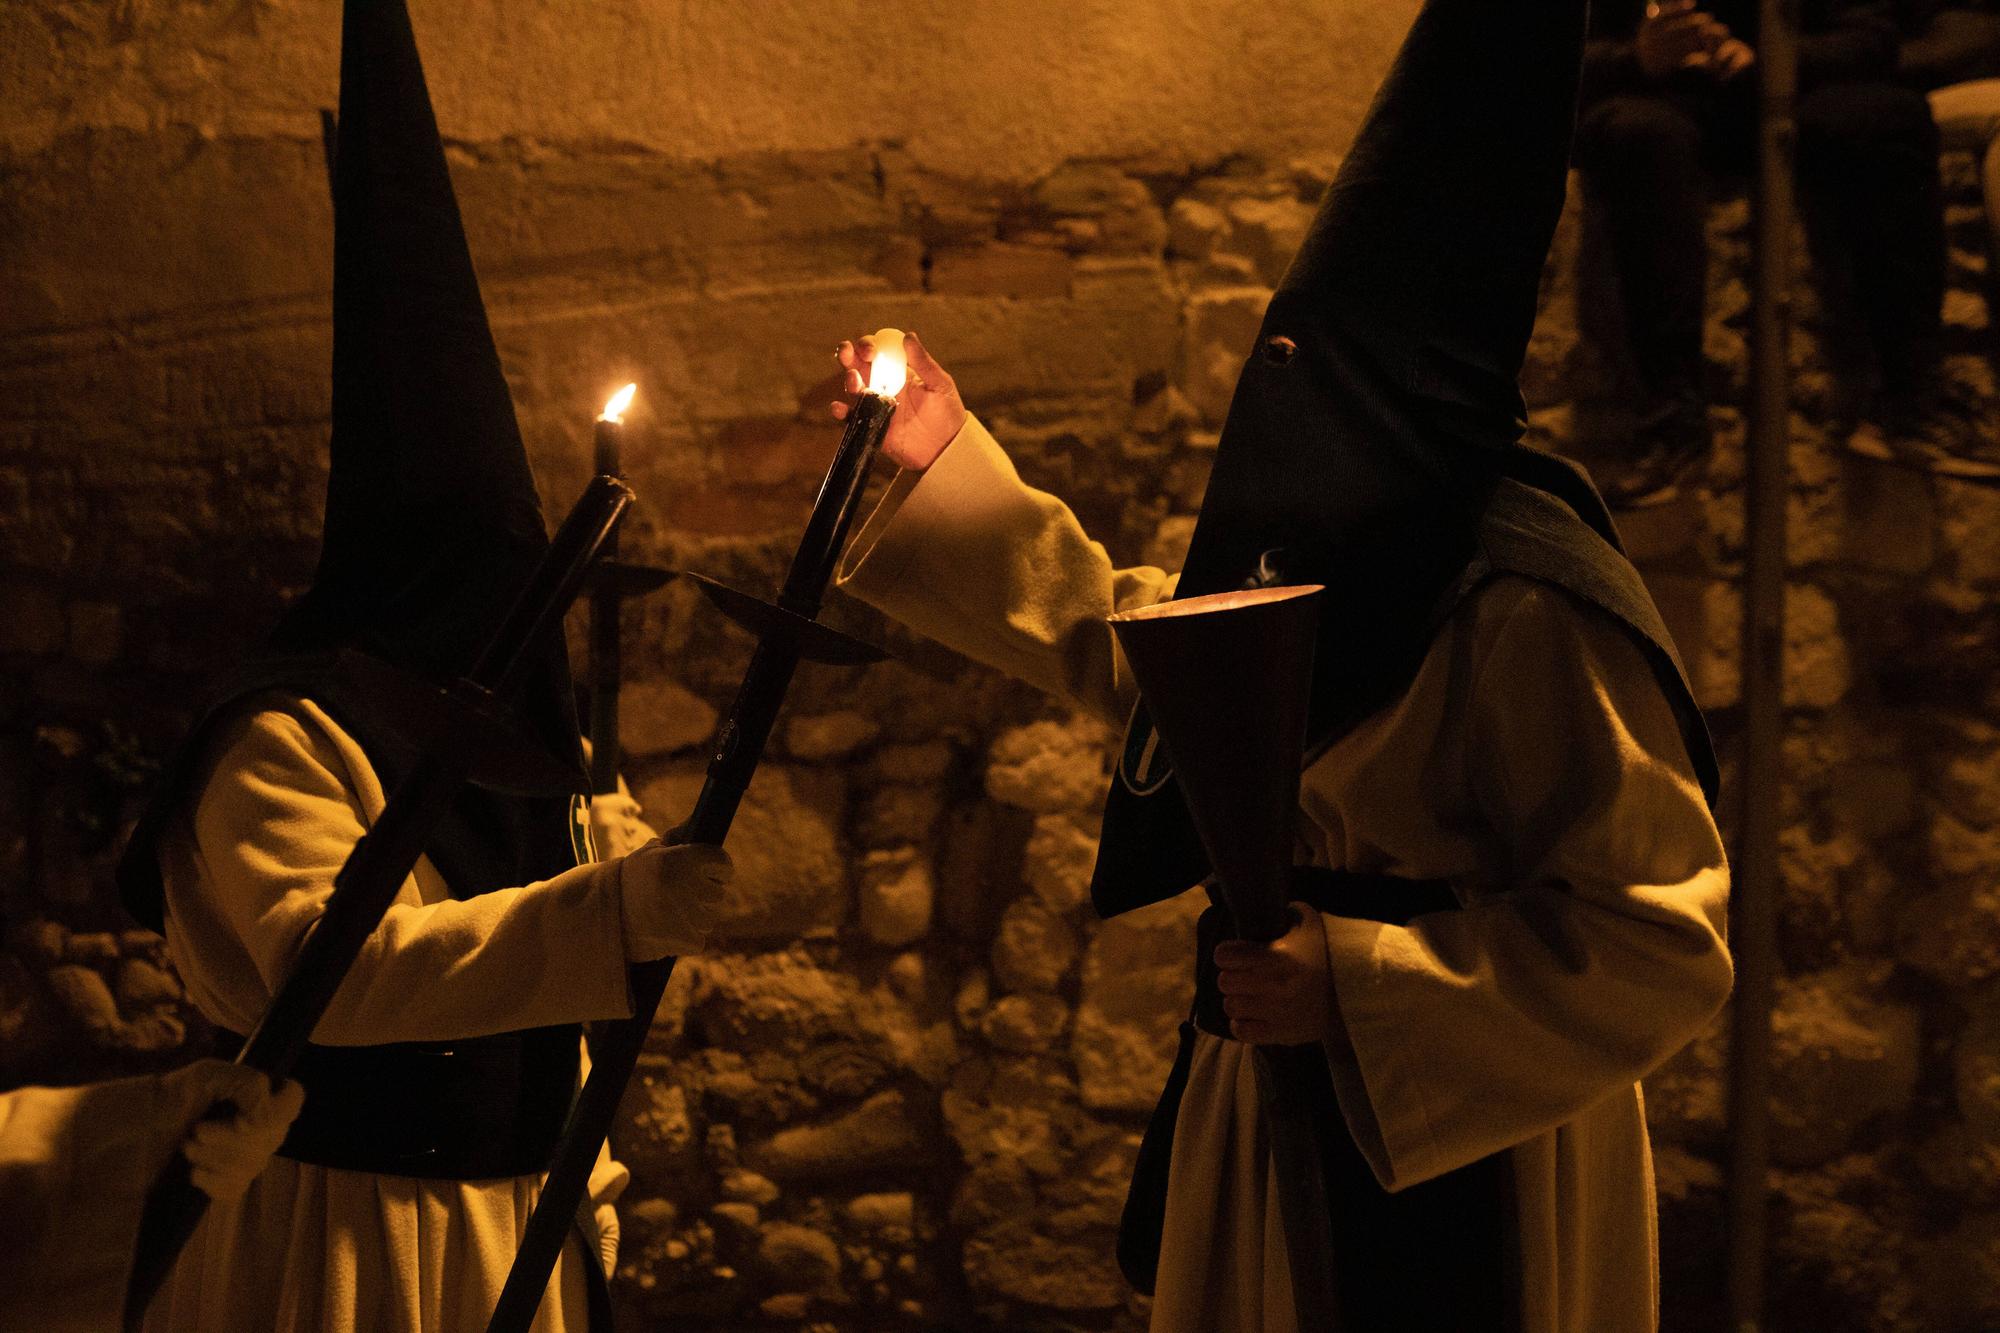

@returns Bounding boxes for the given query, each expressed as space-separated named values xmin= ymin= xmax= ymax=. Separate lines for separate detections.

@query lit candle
xmin=589 ymin=382 xmax=637 ymax=797
xmin=595 ymin=381 xmax=636 ymax=478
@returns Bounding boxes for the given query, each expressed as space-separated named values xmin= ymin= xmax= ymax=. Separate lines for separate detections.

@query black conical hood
xmin=318 ymin=0 xmax=542 ymax=589
xmin=1178 ymin=0 xmax=1596 ymax=622
xmin=1089 ymin=0 xmax=1713 ymax=919
xmin=117 ymin=0 xmax=585 ymax=934
xmin=270 ymin=0 xmax=578 ymax=763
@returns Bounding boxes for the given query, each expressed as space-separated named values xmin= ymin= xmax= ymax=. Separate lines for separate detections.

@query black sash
xmin=1117 ymin=868 xmax=1518 ymax=1331
xmin=215 ymin=1025 xmax=579 ymax=1179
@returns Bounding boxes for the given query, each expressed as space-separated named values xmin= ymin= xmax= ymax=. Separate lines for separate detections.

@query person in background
xmin=1884 ymin=0 xmax=2000 ymax=477
xmin=0 ymin=1060 xmax=303 ymax=1331
xmin=1575 ymin=0 xmax=1950 ymax=504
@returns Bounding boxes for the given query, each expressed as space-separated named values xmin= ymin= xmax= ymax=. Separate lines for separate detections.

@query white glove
xmin=618 ymin=840 xmax=732 ymax=961
xmin=588 ymin=789 xmax=660 ymax=861
xmin=590 ymin=1201 xmax=620 ymax=1275
xmin=159 ymin=1061 xmax=306 ymax=1204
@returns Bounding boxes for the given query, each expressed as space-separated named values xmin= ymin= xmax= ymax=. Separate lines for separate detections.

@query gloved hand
xmin=162 ymin=1060 xmax=307 ymax=1204
xmin=588 ymin=789 xmax=662 ymax=861
xmin=617 ymin=840 xmax=732 ymax=961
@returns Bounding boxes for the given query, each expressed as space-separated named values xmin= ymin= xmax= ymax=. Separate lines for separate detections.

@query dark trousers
xmin=1574 ymin=75 xmax=1944 ymax=417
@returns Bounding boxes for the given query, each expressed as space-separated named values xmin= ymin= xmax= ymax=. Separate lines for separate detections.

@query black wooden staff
xmin=485 ymin=355 xmax=898 ymax=1333
xmin=122 ymin=475 xmax=634 ymax=1330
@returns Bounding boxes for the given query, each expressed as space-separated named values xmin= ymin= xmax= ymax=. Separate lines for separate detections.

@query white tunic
xmin=148 ymin=694 xmax=637 ymax=1333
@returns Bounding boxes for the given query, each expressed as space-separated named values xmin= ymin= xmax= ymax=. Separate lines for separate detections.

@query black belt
xmin=1191 ymin=868 xmax=1461 ymax=1038
xmin=216 ymin=1023 xmax=581 ymax=1180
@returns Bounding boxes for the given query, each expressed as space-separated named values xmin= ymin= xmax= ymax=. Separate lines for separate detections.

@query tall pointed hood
xmin=269 ymin=0 xmax=577 ymax=763
xmin=1089 ymin=0 xmax=1716 ymax=919
xmin=118 ymin=0 xmax=583 ymax=932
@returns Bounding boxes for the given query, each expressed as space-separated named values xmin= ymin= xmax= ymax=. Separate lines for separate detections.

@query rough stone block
xmin=1769 ymin=966 xmax=1921 ymax=1167
xmin=1072 ymin=889 xmax=1203 ymax=1113
xmin=928 ymin=243 xmax=1072 ymax=299
xmin=637 ymin=766 xmax=846 ymax=942
xmin=1032 ymin=164 xmax=1148 ymax=218
xmin=689 ymin=948 xmax=858 ymax=1053
xmin=856 ymin=784 xmax=944 ymax=848
xmin=1939 ymin=474 xmax=2000 ymax=589
xmin=1181 ymin=287 xmax=1270 ymax=425
xmin=1781 ymin=584 xmax=1852 ymax=711
xmin=842 ymin=1191 xmax=915 ymax=1241
xmin=980 ymin=992 xmax=1070 ymax=1053
xmin=1223 ymin=193 xmax=1313 ymax=286
xmin=785 ymin=711 xmax=880 ymax=761
xmin=755 ymin=1222 xmax=843 ymax=1294
xmin=858 ymin=848 xmax=935 ymax=948
xmin=745 ymin=1088 xmax=936 ymax=1182
xmin=621 ymin=677 xmax=719 ymax=759
xmin=983 ymin=716 xmax=1111 ymax=814
xmin=1961 ymin=991 xmax=2000 ymax=1152
xmin=1022 ymin=814 xmax=1098 ymax=913
xmin=1166 ymin=198 xmax=1227 ymax=262
xmin=113 ymin=957 xmax=181 ymax=1011
xmin=961 ymin=1221 xmax=1125 ymax=1311
xmin=990 ymin=897 xmax=1078 ymax=995
xmin=618 ymin=1076 xmax=701 ymax=1180
xmin=870 ymin=741 xmax=951 ymax=785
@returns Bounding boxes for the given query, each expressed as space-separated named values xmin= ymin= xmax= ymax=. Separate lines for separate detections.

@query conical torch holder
xmin=1108 ymin=584 xmax=1323 ymax=943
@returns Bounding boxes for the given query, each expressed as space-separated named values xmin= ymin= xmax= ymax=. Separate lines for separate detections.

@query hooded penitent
xmin=117 ymin=0 xmax=588 ymax=1183
xmin=1088 ymin=0 xmax=1719 ymax=922
xmin=1107 ymin=0 xmax=1725 ymax=1323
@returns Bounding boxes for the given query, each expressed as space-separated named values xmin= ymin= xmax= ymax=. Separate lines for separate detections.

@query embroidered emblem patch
xmin=569 ymin=793 xmax=598 ymax=865
xmin=1118 ymin=701 xmax=1174 ymax=796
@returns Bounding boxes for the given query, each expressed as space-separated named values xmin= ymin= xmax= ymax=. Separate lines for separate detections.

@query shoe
xmin=1844 ymin=385 xmax=2000 ymax=482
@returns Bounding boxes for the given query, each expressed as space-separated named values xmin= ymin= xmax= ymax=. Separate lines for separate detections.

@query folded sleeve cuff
xmin=1319 ymin=912 xmax=1448 ymax=1192
xmin=836 ymin=413 xmax=1016 ymax=603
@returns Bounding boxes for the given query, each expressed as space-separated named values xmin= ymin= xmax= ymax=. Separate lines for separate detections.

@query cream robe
xmin=838 ymin=417 xmax=1734 ymax=1333
xmin=148 ymin=694 xmax=637 ymax=1333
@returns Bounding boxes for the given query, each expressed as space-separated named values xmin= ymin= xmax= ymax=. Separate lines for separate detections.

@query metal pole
xmin=1727 ymin=0 xmax=1795 ymax=1325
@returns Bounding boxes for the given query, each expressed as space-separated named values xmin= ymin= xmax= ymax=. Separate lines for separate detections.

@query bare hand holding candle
xmin=834 ymin=329 xmax=965 ymax=471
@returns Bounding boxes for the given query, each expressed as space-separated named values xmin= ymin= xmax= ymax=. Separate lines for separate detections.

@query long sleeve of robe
xmin=0 ymin=1075 xmax=214 ymax=1333
xmin=147 ymin=693 xmax=634 ymax=1333
xmin=838 ymin=415 xmax=1733 ymax=1333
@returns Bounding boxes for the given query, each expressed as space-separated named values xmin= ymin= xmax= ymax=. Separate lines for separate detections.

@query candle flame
xmin=599 ymin=383 xmax=637 ymax=424
xmin=865 ymin=328 xmax=907 ymax=398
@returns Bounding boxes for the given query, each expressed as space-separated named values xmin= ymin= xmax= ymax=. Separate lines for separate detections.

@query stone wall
xmin=4 ymin=2 xmax=2000 ymax=1329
